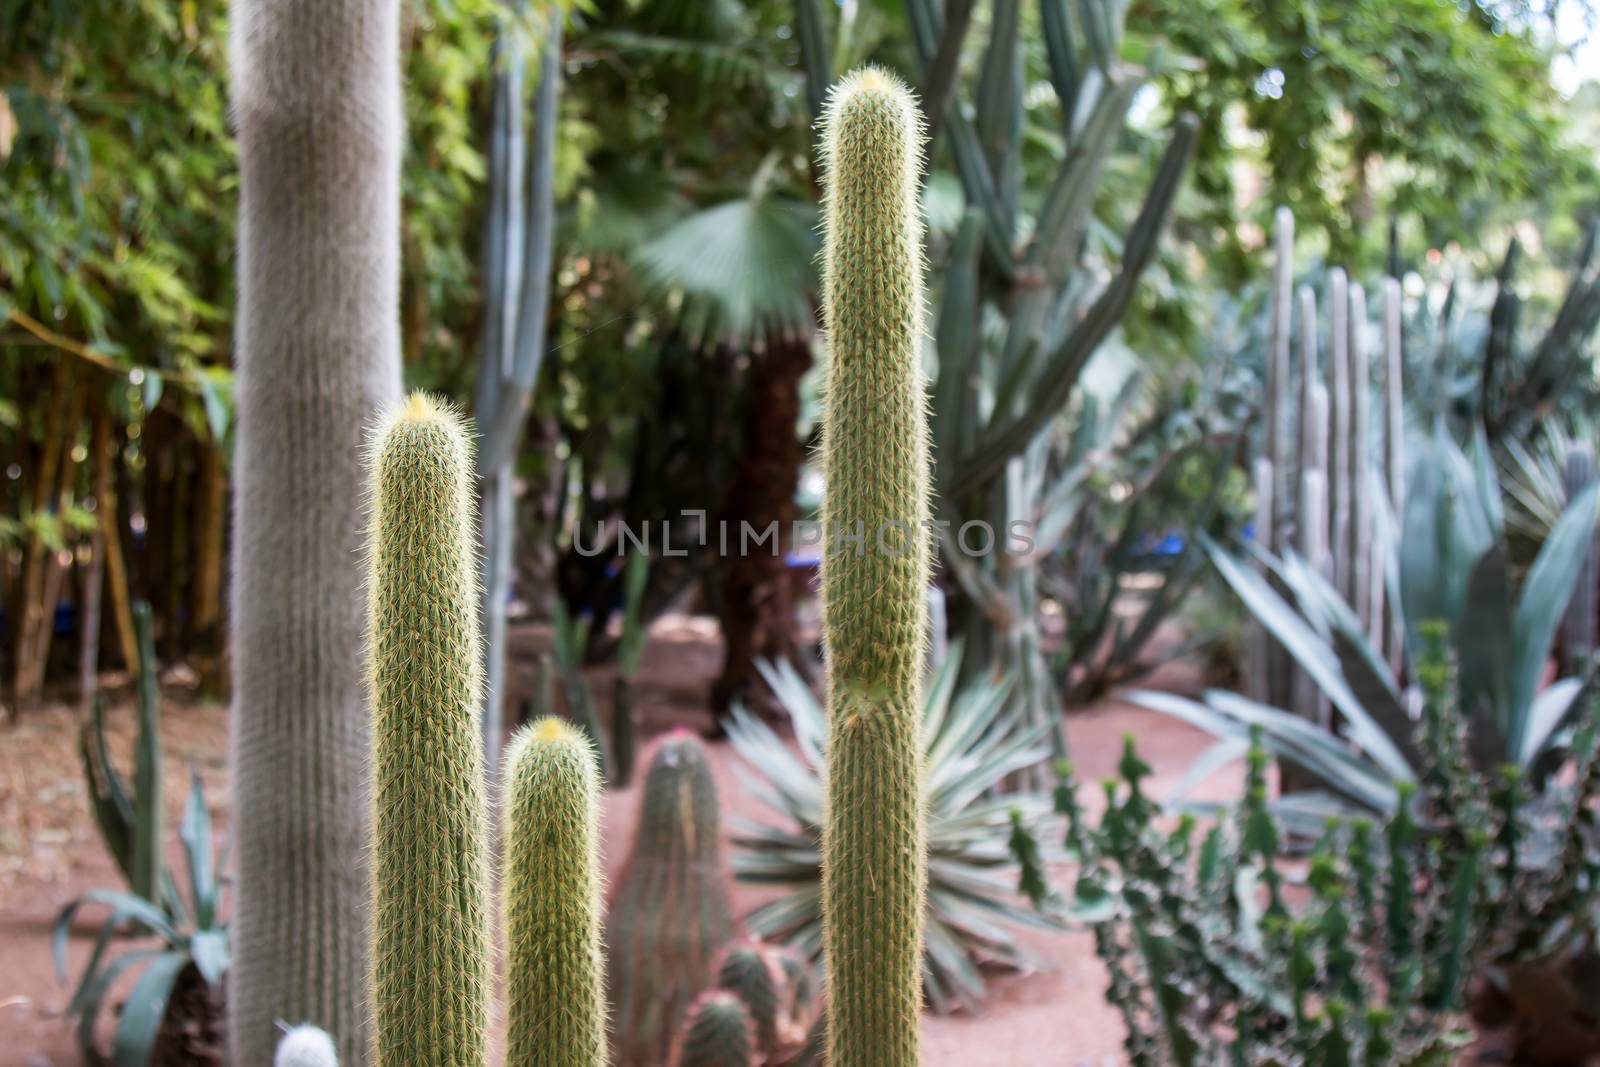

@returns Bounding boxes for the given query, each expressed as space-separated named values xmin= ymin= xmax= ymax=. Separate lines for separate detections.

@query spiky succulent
xmin=727 ymin=644 xmax=1056 ymax=1012
xmin=504 ymin=717 xmax=607 ymax=1067
xmin=366 ymin=394 xmax=490 ymax=1067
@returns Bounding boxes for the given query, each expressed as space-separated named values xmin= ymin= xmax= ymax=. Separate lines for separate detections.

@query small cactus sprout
xmin=606 ymin=732 xmax=736 ymax=1066
xmin=671 ymin=990 xmax=757 ymax=1067
xmin=713 ymin=940 xmax=782 ymax=1056
xmin=274 ymin=1025 xmax=340 ymax=1067
xmin=504 ymin=717 xmax=607 ymax=1067
xmin=366 ymin=393 xmax=491 ymax=1067
xmin=817 ymin=65 xmax=931 ymax=1067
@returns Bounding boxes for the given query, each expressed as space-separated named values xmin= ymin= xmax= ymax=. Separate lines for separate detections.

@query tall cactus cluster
xmin=1252 ymin=207 xmax=1408 ymax=721
xmin=365 ymin=395 xmax=605 ymax=1067
xmin=817 ymin=67 xmax=930 ymax=1067
xmin=605 ymin=732 xmax=736 ymax=1066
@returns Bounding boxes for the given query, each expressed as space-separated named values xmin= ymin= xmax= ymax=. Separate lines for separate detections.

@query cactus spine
xmin=671 ymin=991 xmax=756 ymax=1067
xmin=606 ymin=733 xmax=735 ymax=1066
xmin=504 ymin=717 xmax=607 ymax=1067
xmin=367 ymin=394 xmax=490 ymax=1067
xmin=817 ymin=67 xmax=930 ymax=1067
xmin=275 ymin=1026 xmax=340 ymax=1067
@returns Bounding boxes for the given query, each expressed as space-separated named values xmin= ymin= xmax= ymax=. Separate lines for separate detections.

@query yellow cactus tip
xmin=401 ymin=391 xmax=442 ymax=422
xmin=533 ymin=716 xmax=575 ymax=745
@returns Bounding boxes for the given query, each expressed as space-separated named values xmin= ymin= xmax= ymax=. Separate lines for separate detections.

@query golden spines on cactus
xmin=366 ymin=392 xmax=490 ymax=1067
xmin=503 ymin=717 xmax=608 ymax=1067
xmin=817 ymin=67 xmax=930 ymax=1067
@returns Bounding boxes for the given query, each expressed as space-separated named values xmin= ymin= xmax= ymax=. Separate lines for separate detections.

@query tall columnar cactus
xmin=228 ymin=0 xmax=403 ymax=1060
xmin=366 ymin=394 xmax=490 ymax=1067
xmin=671 ymin=991 xmax=756 ymax=1067
xmin=817 ymin=67 xmax=930 ymax=1067
xmin=504 ymin=717 xmax=607 ymax=1067
xmin=606 ymin=733 xmax=735 ymax=1066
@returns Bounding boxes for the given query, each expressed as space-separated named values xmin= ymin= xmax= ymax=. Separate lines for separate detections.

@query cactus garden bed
xmin=0 ymin=614 xmax=1515 ymax=1066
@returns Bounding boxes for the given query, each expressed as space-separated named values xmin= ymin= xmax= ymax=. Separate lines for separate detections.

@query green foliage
xmin=1135 ymin=423 xmax=1600 ymax=824
xmin=366 ymin=395 xmax=490 ymax=1067
xmin=1016 ymin=730 xmax=1482 ymax=1065
xmin=671 ymin=990 xmax=756 ymax=1067
xmin=726 ymin=647 xmax=1057 ymax=1012
xmin=816 ymin=66 xmax=932 ymax=1067
xmin=1131 ymin=0 xmax=1598 ymax=271
xmin=56 ymin=612 xmax=228 ymax=1066
xmin=1040 ymin=367 xmax=1253 ymax=704
xmin=503 ymin=717 xmax=607 ymax=1067
xmin=0 ymin=0 xmax=500 ymax=401
xmin=606 ymin=734 xmax=736 ymax=1067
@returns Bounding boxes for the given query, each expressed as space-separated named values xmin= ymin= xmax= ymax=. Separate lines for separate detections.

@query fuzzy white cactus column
xmin=227 ymin=0 xmax=404 ymax=1062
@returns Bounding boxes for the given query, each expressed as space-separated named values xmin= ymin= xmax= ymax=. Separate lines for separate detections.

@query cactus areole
xmin=817 ymin=67 xmax=931 ymax=1067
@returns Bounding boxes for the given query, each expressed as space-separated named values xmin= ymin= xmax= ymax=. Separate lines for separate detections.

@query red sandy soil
xmin=0 ymin=614 xmax=1244 ymax=1067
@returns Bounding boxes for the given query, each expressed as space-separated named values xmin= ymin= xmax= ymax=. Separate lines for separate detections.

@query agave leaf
xmin=79 ymin=696 xmax=135 ymax=886
xmin=1521 ymin=678 xmax=1587 ymax=767
xmin=112 ymin=950 xmax=188 ymax=1067
xmin=735 ymin=653 xmax=1048 ymax=1009
xmin=130 ymin=603 xmax=163 ymax=907
xmin=1165 ymin=737 xmax=1250 ymax=808
xmin=178 ymin=767 xmax=214 ymax=929
xmin=1511 ymin=482 xmax=1600 ymax=757
xmin=1128 ymin=689 xmax=1399 ymax=816
xmin=1400 ymin=429 xmax=1491 ymax=655
xmin=1202 ymin=536 xmax=1411 ymax=780
xmin=72 ymin=948 xmax=166 ymax=1060
xmin=1457 ymin=544 xmax=1515 ymax=745
xmin=55 ymin=889 xmax=179 ymax=982
xmin=189 ymin=928 xmax=229 ymax=989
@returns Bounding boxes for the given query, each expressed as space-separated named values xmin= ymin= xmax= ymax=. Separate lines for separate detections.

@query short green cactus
xmin=366 ymin=393 xmax=490 ymax=1067
xmin=712 ymin=941 xmax=780 ymax=1057
xmin=817 ymin=66 xmax=931 ymax=1067
xmin=504 ymin=717 xmax=607 ymax=1067
xmin=605 ymin=732 xmax=736 ymax=1066
xmin=671 ymin=991 xmax=755 ymax=1067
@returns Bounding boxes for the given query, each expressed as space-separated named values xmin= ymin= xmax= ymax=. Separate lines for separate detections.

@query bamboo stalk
xmin=94 ymin=416 xmax=140 ymax=680
xmin=191 ymin=441 xmax=227 ymax=696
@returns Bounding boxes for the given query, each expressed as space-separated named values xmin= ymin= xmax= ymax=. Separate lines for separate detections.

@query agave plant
xmin=1131 ymin=425 xmax=1600 ymax=827
xmin=55 ymin=605 xmax=228 ymax=1065
xmin=725 ymin=643 xmax=1058 ymax=1012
